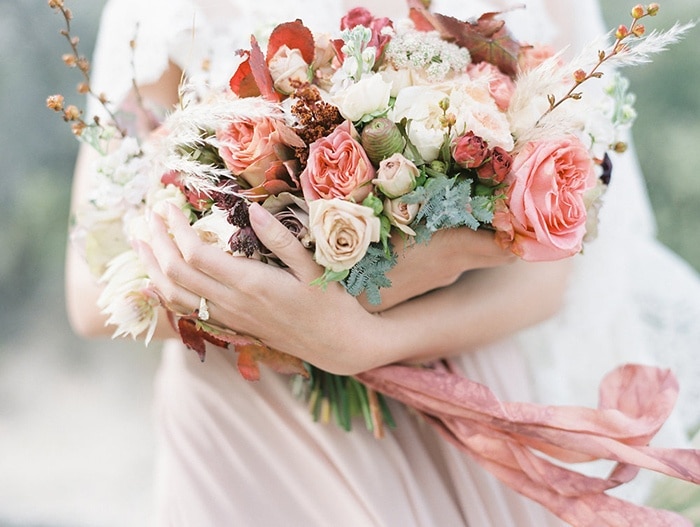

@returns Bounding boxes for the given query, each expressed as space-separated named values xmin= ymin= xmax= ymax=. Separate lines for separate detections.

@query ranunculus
xmin=493 ymin=136 xmax=597 ymax=261
xmin=217 ymin=116 xmax=297 ymax=189
xmin=467 ymin=62 xmax=516 ymax=111
xmin=452 ymin=131 xmax=489 ymax=169
xmin=268 ymin=45 xmax=310 ymax=95
xmin=383 ymin=198 xmax=419 ymax=236
xmin=332 ymin=73 xmax=392 ymax=122
xmin=301 ymin=121 xmax=375 ymax=202
xmin=373 ymin=153 xmax=418 ymax=198
xmin=309 ymin=198 xmax=381 ymax=272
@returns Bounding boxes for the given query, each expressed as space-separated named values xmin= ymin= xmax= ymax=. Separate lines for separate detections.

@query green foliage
xmin=404 ymin=175 xmax=493 ymax=242
xmin=342 ymin=243 xmax=397 ymax=305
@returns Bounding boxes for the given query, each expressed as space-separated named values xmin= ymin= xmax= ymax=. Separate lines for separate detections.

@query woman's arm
xmin=138 ymin=202 xmax=572 ymax=375
xmin=65 ymin=62 xmax=183 ymax=339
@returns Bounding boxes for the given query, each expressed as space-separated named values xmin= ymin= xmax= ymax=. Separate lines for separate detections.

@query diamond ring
xmin=198 ymin=296 xmax=210 ymax=321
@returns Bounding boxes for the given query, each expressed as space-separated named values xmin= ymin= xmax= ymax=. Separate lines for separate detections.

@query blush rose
xmin=493 ymin=136 xmax=597 ymax=261
xmin=301 ymin=121 xmax=375 ymax=202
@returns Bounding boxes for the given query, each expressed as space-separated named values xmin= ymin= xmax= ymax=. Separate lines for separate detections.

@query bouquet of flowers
xmin=49 ymin=2 xmax=700 ymax=524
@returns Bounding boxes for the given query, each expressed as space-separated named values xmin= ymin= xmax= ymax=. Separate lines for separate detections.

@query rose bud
xmin=383 ymin=198 xmax=419 ymax=236
xmin=477 ymin=146 xmax=513 ymax=185
xmin=373 ymin=153 xmax=419 ymax=198
xmin=452 ymin=131 xmax=489 ymax=169
xmin=360 ymin=117 xmax=406 ymax=166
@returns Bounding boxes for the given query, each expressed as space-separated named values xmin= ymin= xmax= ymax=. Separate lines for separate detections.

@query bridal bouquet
xmin=50 ymin=2 xmax=700 ymax=525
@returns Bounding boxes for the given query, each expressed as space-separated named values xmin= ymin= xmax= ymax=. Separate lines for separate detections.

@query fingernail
xmin=249 ymin=202 xmax=270 ymax=226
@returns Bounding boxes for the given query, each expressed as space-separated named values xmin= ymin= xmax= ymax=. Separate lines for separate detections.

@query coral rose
xmin=493 ymin=136 xmax=597 ymax=261
xmin=217 ymin=116 xmax=294 ymax=188
xmin=301 ymin=121 xmax=375 ymax=202
xmin=309 ymin=198 xmax=381 ymax=272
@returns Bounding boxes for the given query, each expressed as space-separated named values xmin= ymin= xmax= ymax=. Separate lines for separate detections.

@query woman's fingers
xmin=142 ymin=210 xmax=222 ymax=315
xmin=248 ymin=202 xmax=321 ymax=283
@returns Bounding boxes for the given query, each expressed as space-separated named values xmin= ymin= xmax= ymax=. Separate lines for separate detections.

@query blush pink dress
xmin=87 ymin=0 xmax=700 ymax=525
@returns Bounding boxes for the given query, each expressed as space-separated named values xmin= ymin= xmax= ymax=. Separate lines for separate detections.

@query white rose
xmin=373 ymin=153 xmax=418 ymax=198
xmin=332 ymin=73 xmax=392 ymax=122
xmin=383 ymin=198 xmax=419 ymax=236
xmin=268 ymin=45 xmax=309 ymax=95
xmin=191 ymin=206 xmax=238 ymax=252
xmin=309 ymin=198 xmax=381 ymax=272
xmin=379 ymin=66 xmax=428 ymax=97
xmin=391 ymin=85 xmax=449 ymax=162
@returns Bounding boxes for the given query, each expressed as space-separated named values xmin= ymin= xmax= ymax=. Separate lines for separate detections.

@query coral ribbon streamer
xmin=357 ymin=363 xmax=700 ymax=527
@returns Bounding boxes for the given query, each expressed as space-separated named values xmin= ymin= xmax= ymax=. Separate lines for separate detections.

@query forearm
xmin=358 ymin=258 xmax=574 ymax=370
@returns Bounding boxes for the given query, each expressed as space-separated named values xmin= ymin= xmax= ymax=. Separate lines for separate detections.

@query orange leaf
xmin=266 ymin=20 xmax=316 ymax=65
xmin=236 ymin=346 xmax=262 ymax=381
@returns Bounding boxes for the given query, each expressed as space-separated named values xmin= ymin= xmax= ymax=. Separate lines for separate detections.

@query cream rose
xmin=373 ymin=153 xmax=418 ymax=198
xmin=309 ymin=198 xmax=381 ymax=272
xmin=332 ymin=73 xmax=392 ymax=122
xmin=191 ymin=206 xmax=237 ymax=252
xmin=268 ymin=45 xmax=310 ymax=95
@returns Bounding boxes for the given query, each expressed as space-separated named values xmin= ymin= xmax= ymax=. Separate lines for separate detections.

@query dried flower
xmin=46 ymin=94 xmax=65 ymax=111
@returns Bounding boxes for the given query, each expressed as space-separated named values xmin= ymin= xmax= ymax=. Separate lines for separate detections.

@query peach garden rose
xmin=217 ymin=115 xmax=298 ymax=189
xmin=300 ymin=120 xmax=375 ymax=202
xmin=493 ymin=136 xmax=597 ymax=261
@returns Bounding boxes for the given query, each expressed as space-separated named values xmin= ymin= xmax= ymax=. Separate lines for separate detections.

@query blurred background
xmin=0 ymin=1 xmax=698 ymax=526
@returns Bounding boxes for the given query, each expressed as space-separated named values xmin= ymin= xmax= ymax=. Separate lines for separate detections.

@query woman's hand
xmin=361 ymin=227 xmax=516 ymax=312
xmin=138 ymin=203 xmax=384 ymax=375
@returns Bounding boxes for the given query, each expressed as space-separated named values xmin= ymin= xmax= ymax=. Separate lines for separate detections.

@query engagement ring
xmin=198 ymin=296 xmax=210 ymax=321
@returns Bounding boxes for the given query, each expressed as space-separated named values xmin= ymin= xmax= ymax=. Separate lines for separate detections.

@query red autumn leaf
xmin=407 ymin=1 xmax=439 ymax=32
xmin=407 ymin=4 xmax=522 ymax=77
xmin=266 ymin=20 xmax=316 ymax=65
xmin=249 ymin=36 xmax=280 ymax=102
xmin=229 ymin=50 xmax=261 ymax=98
xmin=437 ymin=12 xmax=522 ymax=77
xmin=177 ymin=317 xmax=230 ymax=362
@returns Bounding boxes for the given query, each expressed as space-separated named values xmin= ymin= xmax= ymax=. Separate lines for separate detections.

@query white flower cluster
xmin=384 ymin=27 xmax=471 ymax=82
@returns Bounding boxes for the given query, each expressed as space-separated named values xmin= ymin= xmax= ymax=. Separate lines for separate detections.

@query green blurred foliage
xmin=0 ymin=0 xmax=105 ymax=340
xmin=601 ymin=0 xmax=700 ymax=271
